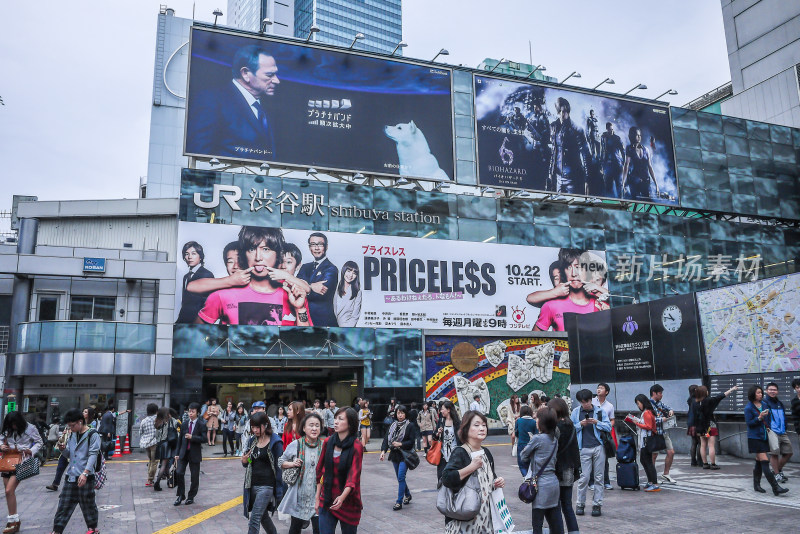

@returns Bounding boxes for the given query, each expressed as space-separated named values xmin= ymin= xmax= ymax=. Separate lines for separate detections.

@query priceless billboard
xmin=175 ymin=221 xmax=609 ymax=332
xmin=185 ymin=27 xmax=454 ymax=180
xmin=474 ymin=75 xmax=678 ymax=204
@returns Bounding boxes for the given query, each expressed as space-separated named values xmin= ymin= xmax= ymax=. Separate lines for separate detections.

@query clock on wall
xmin=662 ymin=305 xmax=682 ymax=333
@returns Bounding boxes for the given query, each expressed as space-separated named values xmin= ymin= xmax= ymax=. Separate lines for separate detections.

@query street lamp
xmin=305 ymin=25 xmax=320 ymax=42
xmin=260 ymin=163 xmax=270 ymax=175
xmin=349 ymin=33 xmax=365 ymax=49
xmin=654 ymin=89 xmax=678 ymax=100
xmin=592 ymin=77 xmax=615 ymax=90
xmin=209 ymin=158 xmax=220 ymax=166
xmin=432 ymin=48 xmax=449 ymax=62
xmin=481 ymin=186 xmax=496 ymax=195
xmin=559 ymin=71 xmax=581 ymax=85
xmin=212 ymin=8 xmax=223 ymax=26
xmin=260 ymin=18 xmax=272 ymax=33
xmin=391 ymin=41 xmax=407 ymax=56
xmin=526 ymin=65 xmax=546 ymax=79
xmin=307 ymin=167 xmax=318 ymax=176
xmin=624 ymin=83 xmax=647 ymax=95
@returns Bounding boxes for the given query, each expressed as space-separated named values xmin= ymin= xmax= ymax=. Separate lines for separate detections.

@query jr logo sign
xmin=193 ymin=184 xmax=242 ymax=211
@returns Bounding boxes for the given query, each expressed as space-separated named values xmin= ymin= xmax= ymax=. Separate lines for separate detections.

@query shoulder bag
xmin=644 ymin=433 xmax=667 ymax=453
xmin=518 ymin=438 xmax=557 ymax=504
xmin=282 ymin=439 xmax=302 ymax=486
xmin=766 ymin=428 xmax=780 ymax=453
xmin=436 ymin=446 xmax=482 ymax=521
xmin=401 ymin=447 xmax=420 ymax=470
xmin=426 ymin=439 xmax=442 ymax=466
xmin=0 ymin=450 xmax=22 ymax=473
xmin=14 ymin=454 xmax=40 ymax=481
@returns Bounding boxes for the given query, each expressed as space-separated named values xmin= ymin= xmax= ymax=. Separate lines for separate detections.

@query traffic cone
xmin=122 ymin=434 xmax=131 ymax=455
xmin=113 ymin=437 xmax=121 ymax=457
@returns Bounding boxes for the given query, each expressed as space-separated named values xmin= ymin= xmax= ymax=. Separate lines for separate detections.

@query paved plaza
xmin=6 ymin=436 xmax=800 ymax=533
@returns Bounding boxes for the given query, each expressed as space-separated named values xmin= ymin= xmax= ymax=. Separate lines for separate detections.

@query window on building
xmin=69 ymin=296 xmax=115 ymax=321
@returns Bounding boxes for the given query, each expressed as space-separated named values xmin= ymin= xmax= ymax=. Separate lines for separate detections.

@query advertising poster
xmin=474 ymin=75 xmax=678 ymax=204
xmin=611 ymin=303 xmax=654 ymax=382
xmin=424 ymin=335 xmax=570 ymax=422
xmin=174 ymin=221 xmax=609 ymax=333
xmin=185 ymin=27 xmax=454 ymax=180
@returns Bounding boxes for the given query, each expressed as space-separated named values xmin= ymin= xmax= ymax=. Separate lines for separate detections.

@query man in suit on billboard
xmin=297 ymin=232 xmax=338 ymax=326
xmin=188 ymin=45 xmax=280 ymax=159
xmin=176 ymin=241 xmax=214 ymax=323
xmin=174 ymin=402 xmax=206 ymax=506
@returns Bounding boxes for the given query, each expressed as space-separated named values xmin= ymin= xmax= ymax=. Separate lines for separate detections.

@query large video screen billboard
xmin=185 ymin=27 xmax=454 ymax=180
xmin=175 ymin=221 xmax=609 ymax=332
xmin=474 ymin=75 xmax=678 ymax=204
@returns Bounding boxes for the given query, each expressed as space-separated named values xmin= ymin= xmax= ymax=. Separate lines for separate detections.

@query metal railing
xmin=16 ymin=321 xmax=156 ymax=354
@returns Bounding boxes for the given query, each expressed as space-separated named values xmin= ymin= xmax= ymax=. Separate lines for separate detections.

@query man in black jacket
xmin=176 ymin=241 xmax=214 ymax=324
xmin=548 ymin=97 xmax=592 ymax=195
xmin=174 ymin=403 xmax=206 ymax=506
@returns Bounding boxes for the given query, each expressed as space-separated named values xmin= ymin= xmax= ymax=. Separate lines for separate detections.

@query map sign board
xmin=697 ymin=273 xmax=800 ymax=376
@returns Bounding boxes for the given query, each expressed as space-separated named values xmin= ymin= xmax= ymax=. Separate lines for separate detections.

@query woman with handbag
xmin=624 ymin=395 xmax=660 ymax=492
xmin=153 ymin=407 xmax=181 ymax=492
xmin=694 ymin=385 xmax=737 ymax=470
xmin=241 ymin=412 xmax=284 ymax=534
xmin=205 ymin=398 xmax=221 ymax=446
xmin=0 ymin=411 xmax=44 ymax=534
xmin=520 ymin=406 xmax=562 ymax=534
xmin=380 ymin=405 xmax=415 ymax=511
xmin=548 ymin=398 xmax=580 ymax=534
xmin=514 ymin=405 xmax=538 ymax=476
xmin=315 ymin=408 xmax=364 ymax=534
xmin=433 ymin=401 xmax=461 ymax=483
xmin=279 ymin=413 xmax=324 ymax=534
xmin=744 ymin=385 xmax=788 ymax=495
xmin=440 ymin=411 xmax=505 ymax=534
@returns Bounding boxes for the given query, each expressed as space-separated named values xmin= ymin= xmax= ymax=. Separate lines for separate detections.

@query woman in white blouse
xmin=333 ymin=261 xmax=362 ymax=327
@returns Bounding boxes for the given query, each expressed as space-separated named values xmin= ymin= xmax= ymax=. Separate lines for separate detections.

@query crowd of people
xmin=3 ymin=380 xmax=799 ymax=534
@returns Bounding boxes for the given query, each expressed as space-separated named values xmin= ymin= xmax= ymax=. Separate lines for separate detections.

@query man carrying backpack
xmin=49 ymin=409 xmax=101 ymax=534
xmin=571 ymin=388 xmax=611 ymax=518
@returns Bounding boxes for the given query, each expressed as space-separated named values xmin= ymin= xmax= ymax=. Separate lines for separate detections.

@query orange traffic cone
xmin=122 ymin=434 xmax=131 ymax=454
xmin=113 ymin=437 xmax=121 ymax=456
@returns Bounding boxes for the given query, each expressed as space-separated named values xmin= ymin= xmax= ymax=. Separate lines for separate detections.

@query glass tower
xmin=295 ymin=0 xmax=403 ymax=55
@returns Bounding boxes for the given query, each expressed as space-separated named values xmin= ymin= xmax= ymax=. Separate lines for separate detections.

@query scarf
xmin=298 ymin=437 xmax=319 ymax=482
xmin=387 ymin=419 xmax=409 ymax=447
xmin=322 ymin=433 xmax=356 ymax=507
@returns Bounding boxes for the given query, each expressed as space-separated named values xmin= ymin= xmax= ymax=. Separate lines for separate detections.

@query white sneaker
xmin=661 ymin=474 xmax=677 ymax=485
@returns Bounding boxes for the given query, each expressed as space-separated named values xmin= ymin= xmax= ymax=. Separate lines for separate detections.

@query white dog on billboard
xmin=384 ymin=120 xmax=450 ymax=181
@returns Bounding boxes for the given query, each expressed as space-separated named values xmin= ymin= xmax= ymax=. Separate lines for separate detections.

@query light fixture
xmin=526 ymin=65 xmax=546 ymax=78
xmin=209 ymin=158 xmax=220 ymax=166
xmin=305 ymin=25 xmax=320 ymax=42
xmin=482 ymin=236 xmax=496 ymax=243
xmin=592 ymin=78 xmax=615 ymax=90
xmin=559 ymin=71 xmax=581 ymax=85
xmin=624 ymin=83 xmax=647 ymax=95
xmin=212 ymin=8 xmax=223 ymax=26
xmin=432 ymin=48 xmax=449 ymax=62
xmin=349 ymin=33 xmax=365 ymax=49
xmin=307 ymin=167 xmax=318 ymax=176
xmin=655 ymin=89 xmax=678 ymax=100
xmin=481 ymin=186 xmax=496 ymax=195
xmin=353 ymin=172 xmax=365 ymax=181
xmin=260 ymin=18 xmax=272 ymax=33
xmin=488 ymin=58 xmax=505 ymax=73
xmin=391 ymin=41 xmax=407 ymax=56
xmin=396 ymin=176 xmax=409 ymax=185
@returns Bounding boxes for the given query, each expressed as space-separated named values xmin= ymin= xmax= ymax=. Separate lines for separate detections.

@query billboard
xmin=424 ymin=334 xmax=570 ymax=421
xmin=175 ymin=221 xmax=609 ymax=332
xmin=185 ymin=27 xmax=454 ymax=180
xmin=474 ymin=75 xmax=678 ymax=204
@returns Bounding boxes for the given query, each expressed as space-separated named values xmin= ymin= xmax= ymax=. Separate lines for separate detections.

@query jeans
xmin=222 ymin=429 xmax=236 ymax=455
xmin=318 ymin=508 xmax=358 ymax=534
xmin=640 ymin=447 xmax=657 ymax=484
xmin=235 ymin=432 xmax=243 ymax=453
xmin=577 ymin=445 xmax=605 ymax=506
xmin=52 ymin=455 xmax=69 ymax=486
xmin=288 ymin=515 xmax=320 ymax=534
xmin=391 ymin=460 xmax=411 ymax=503
xmin=532 ymin=506 xmax=564 ymax=534
xmin=559 ymin=485 xmax=579 ymax=533
xmin=248 ymin=485 xmax=277 ymax=534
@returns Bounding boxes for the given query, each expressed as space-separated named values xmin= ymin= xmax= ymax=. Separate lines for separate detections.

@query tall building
xmin=228 ymin=0 xmax=295 ymax=35
xmin=295 ymin=0 xmax=402 ymax=54
xmin=717 ymin=0 xmax=800 ymax=127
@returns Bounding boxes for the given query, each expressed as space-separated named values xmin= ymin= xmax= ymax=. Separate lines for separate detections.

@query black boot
xmin=753 ymin=462 xmax=766 ymax=493
xmin=761 ymin=460 xmax=789 ymax=495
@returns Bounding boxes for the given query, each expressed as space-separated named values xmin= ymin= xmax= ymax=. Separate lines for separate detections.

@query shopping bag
xmin=489 ymin=487 xmax=515 ymax=533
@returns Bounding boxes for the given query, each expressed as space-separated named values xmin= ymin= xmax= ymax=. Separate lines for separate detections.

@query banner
xmin=174 ymin=221 xmax=608 ymax=332
xmin=185 ymin=27 xmax=454 ymax=180
xmin=474 ymin=75 xmax=678 ymax=204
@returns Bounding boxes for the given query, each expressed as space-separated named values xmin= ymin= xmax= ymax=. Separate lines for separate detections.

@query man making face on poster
xmin=196 ymin=227 xmax=311 ymax=326
xmin=176 ymin=241 xmax=215 ymax=324
xmin=296 ymin=233 xmax=339 ymax=327
xmin=189 ymin=45 xmax=280 ymax=159
xmin=532 ymin=248 xmax=609 ymax=332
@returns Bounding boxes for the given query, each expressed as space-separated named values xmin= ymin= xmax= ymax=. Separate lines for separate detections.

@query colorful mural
xmin=425 ymin=335 xmax=571 ymax=424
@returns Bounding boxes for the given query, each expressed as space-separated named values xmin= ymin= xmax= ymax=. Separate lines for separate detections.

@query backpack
xmin=616 ymin=434 xmax=636 ymax=463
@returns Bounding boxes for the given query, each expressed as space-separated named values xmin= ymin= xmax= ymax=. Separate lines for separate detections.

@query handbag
xmin=0 ymin=450 xmax=23 ymax=473
xmin=167 ymin=461 xmax=176 ymax=488
xmin=400 ymin=448 xmax=420 ymax=470
xmin=518 ymin=438 xmax=557 ymax=504
xmin=436 ymin=468 xmax=482 ymax=520
xmin=94 ymin=456 xmax=107 ymax=490
xmin=600 ymin=430 xmax=616 ymax=458
xmin=282 ymin=439 xmax=302 ymax=486
xmin=766 ymin=428 xmax=780 ymax=453
xmin=166 ymin=420 xmax=178 ymax=447
xmin=14 ymin=455 xmax=40 ymax=481
xmin=644 ymin=433 xmax=667 ymax=453
xmin=426 ymin=439 xmax=442 ymax=466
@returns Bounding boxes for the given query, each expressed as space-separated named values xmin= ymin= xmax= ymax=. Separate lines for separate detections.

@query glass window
xmin=699 ymin=131 xmax=725 ymax=153
xmin=328 ymin=183 xmax=372 ymax=209
xmin=417 ymin=217 xmax=458 ymax=240
xmin=457 ymin=218 xmax=496 ymax=242
xmin=374 ymin=187 xmax=415 ymax=213
xmin=230 ymin=175 xmax=283 ymax=227
xmin=455 ymin=115 xmax=474 ymax=138
xmin=533 ymin=203 xmax=569 ymax=226
xmin=677 ymin=166 xmax=704 ymax=188
xmin=747 ymin=120 xmax=771 ymax=141
xmin=675 ymin=146 xmax=703 ymax=168
xmin=672 ymin=127 xmax=700 ymax=148
xmin=456 ymin=137 xmax=475 ymax=161
xmin=755 ymin=177 xmax=778 ymax=197
xmin=70 ymin=296 xmax=93 ymax=320
xmin=697 ymin=111 xmax=722 ymax=132
xmin=173 ymin=324 xmax=229 ymax=358
xmin=729 ymin=173 xmax=754 ymax=195
xmin=568 ymin=206 xmax=604 ymax=229
xmin=603 ymin=209 xmax=631 ymax=230
xmin=497 ymin=222 xmax=534 ymax=245
xmin=634 ymin=233 xmax=660 ymax=254
xmin=770 ymin=124 xmax=793 ymax=145
xmin=571 ymin=227 xmax=605 ymax=250
xmin=457 ymin=160 xmax=477 ymax=184
xmin=705 ymin=190 xmax=732 ymax=212
xmin=701 ymin=150 xmax=727 ymax=171
xmin=533 ymin=224 xmax=570 ymax=247
xmin=458 ymin=195 xmax=496 ymax=220
xmin=723 ymin=116 xmax=747 ymax=137
xmin=631 ymin=213 xmax=659 ymax=235
xmin=69 ymin=296 xmax=115 ymax=321
xmin=374 ymin=217 xmax=417 ymax=237
xmin=367 ymin=329 xmax=422 ymax=388
xmin=417 ymin=190 xmax=457 ymax=217
xmin=670 ymin=108 xmax=697 ymax=130
xmin=793 ymin=128 xmax=800 ymax=148
xmin=328 ymin=216 xmax=374 ymax=235
xmin=703 ymin=170 xmax=729 ymax=191
xmin=748 ymin=139 xmax=773 ymax=161
xmin=727 ymin=154 xmax=753 ymax=176
xmin=604 ymin=230 xmax=635 ymax=252
xmin=771 ymin=143 xmax=796 ymax=164
xmin=454 ymin=93 xmax=473 ymax=117
xmin=680 ymin=187 xmax=706 ymax=209
xmin=498 ymin=198 xmax=533 ymax=222
xmin=724 ymin=135 xmax=749 ymax=157
xmin=686 ymin=219 xmax=710 ymax=240
xmin=732 ymin=194 xmax=757 ymax=215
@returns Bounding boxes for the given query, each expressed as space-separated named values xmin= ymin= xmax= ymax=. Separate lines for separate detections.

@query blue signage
xmin=83 ymin=257 xmax=106 ymax=273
